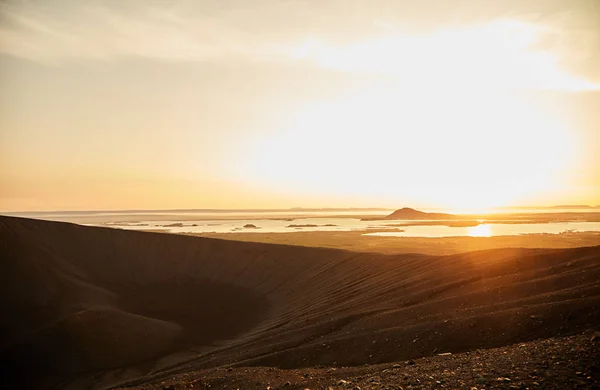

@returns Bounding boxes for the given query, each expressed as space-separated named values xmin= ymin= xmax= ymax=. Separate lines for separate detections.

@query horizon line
xmin=1 ymin=204 xmax=598 ymax=215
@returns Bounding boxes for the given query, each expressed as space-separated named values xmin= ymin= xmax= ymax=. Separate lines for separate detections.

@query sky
xmin=1 ymin=0 xmax=599 ymax=212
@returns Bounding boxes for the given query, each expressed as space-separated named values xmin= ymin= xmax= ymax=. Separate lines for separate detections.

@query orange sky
xmin=1 ymin=0 xmax=599 ymax=212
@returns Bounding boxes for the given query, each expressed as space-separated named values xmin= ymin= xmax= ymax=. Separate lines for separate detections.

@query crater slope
xmin=1 ymin=216 xmax=598 ymax=389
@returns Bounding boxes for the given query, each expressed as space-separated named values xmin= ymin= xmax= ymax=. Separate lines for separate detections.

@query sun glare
xmin=242 ymin=19 xmax=584 ymax=210
xmin=468 ymin=224 xmax=492 ymax=237
xmin=248 ymin=84 xmax=574 ymax=210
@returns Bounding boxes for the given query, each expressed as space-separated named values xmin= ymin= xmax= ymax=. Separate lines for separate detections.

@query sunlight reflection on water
xmin=100 ymin=218 xmax=600 ymax=238
xmin=467 ymin=224 xmax=492 ymax=237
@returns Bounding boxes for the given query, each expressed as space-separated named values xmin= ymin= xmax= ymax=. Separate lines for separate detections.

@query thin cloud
xmin=0 ymin=0 xmax=598 ymax=90
xmin=0 ymin=1 xmax=237 ymax=62
xmin=302 ymin=19 xmax=600 ymax=91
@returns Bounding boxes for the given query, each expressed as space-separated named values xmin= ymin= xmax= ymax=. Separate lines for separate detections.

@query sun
xmin=246 ymin=85 xmax=574 ymax=210
xmin=240 ymin=18 xmax=584 ymax=209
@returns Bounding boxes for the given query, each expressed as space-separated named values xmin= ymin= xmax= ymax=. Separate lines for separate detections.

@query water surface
xmin=101 ymin=219 xmax=600 ymax=237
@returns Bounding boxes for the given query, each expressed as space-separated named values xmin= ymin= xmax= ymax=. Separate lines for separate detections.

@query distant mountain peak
xmin=385 ymin=207 xmax=455 ymax=220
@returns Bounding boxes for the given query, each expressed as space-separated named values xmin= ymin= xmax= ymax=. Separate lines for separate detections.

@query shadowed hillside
xmin=1 ymin=216 xmax=599 ymax=389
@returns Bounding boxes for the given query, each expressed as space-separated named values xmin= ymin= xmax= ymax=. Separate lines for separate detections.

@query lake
xmin=96 ymin=218 xmax=600 ymax=238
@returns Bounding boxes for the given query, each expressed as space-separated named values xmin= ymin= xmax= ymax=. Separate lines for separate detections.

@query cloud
xmin=299 ymin=19 xmax=600 ymax=91
xmin=0 ymin=0 xmax=361 ymax=63
xmin=0 ymin=0 xmax=598 ymax=89
xmin=0 ymin=1 xmax=243 ymax=62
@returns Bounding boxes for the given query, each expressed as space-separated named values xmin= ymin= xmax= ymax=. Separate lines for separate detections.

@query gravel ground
xmin=128 ymin=331 xmax=600 ymax=390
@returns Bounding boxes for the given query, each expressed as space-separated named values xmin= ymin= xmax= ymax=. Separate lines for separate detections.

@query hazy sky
xmin=1 ymin=0 xmax=599 ymax=211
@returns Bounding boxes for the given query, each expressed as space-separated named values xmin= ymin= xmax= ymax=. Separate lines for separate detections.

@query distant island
xmin=286 ymin=224 xmax=338 ymax=228
xmin=362 ymin=207 xmax=457 ymax=221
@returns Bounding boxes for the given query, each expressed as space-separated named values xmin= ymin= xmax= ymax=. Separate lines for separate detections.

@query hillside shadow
xmin=115 ymin=278 xmax=270 ymax=348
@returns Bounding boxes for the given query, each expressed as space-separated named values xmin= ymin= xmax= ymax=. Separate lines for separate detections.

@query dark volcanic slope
xmin=1 ymin=216 xmax=599 ymax=389
xmin=129 ymin=332 xmax=600 ymax=390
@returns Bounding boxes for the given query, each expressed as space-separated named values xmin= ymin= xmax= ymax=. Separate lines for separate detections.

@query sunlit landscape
xmin=1 ymin=1 xmax=599 ymax=389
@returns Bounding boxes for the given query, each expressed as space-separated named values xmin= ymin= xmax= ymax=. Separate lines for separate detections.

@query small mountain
xmin=384 ymin=207 xmax=456 ymax=220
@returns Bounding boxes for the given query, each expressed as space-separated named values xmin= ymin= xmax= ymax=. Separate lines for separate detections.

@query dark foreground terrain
xmin=125 ymin=332 xmax=600 ymax=389
xmin=1 ymin=216 xmax=599 ymax=389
